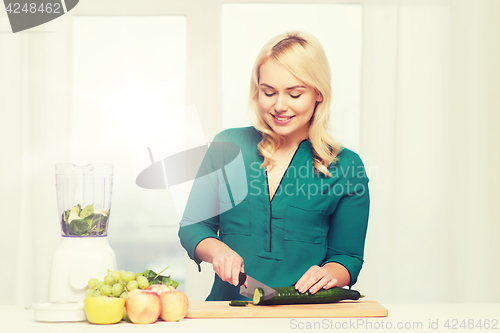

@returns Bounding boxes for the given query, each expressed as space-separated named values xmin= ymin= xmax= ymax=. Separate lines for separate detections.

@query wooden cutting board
xmin=186 ymin=300 xmax=388 ymax=318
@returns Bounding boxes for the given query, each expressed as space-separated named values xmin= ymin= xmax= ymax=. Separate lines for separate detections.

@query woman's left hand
xmin=294 ymin=265 xmax=338 ymax=294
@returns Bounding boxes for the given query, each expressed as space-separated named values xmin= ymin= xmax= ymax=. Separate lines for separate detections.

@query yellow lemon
xmin=84 ymin=296 xmax=125 ymax=324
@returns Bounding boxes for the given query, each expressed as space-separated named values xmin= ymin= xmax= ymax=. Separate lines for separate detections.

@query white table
xmin=1 ymin=303 xmax=499 ymax=333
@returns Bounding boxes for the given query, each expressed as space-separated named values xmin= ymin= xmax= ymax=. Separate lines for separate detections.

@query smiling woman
xmin=249 ymin=32 xmax=339 ymax=178
xmin=179 ymin=31 xmax=370 ymax=302
xmin=258 ymin=60 xmax=323 ymax=143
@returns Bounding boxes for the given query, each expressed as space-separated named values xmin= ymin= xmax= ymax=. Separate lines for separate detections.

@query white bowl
xmin=28 ymin=301 xmax=86 ymax=322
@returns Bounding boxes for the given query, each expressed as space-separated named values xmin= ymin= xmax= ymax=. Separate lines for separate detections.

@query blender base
xmin=48 ymin=236 xmax=117 ymax=303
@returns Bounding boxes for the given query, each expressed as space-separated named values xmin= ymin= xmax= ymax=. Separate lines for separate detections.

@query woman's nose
xmin=274 ymin=94 xmax=287 ymax=113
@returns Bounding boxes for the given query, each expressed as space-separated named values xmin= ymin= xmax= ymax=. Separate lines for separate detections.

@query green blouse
xmin=178 ymin=127 xmax=370 ymax=301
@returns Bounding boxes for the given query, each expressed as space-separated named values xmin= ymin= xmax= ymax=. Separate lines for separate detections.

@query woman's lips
xmin=271 ymin=114 xmax=295 ymax=125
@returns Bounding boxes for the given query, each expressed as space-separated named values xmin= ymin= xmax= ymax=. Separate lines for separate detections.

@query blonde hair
xmin=248 ymin=31 xmax=342 ymax=177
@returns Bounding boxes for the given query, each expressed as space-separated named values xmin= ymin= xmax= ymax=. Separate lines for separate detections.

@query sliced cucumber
xmin=229 ymin=300 xmax=249 ymax=306
xmin=253 ymin=286 xmax=363 ymax=305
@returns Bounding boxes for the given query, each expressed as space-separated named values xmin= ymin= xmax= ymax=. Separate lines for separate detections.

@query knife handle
xmin=238 ymin=272 xmax=247 ymax=286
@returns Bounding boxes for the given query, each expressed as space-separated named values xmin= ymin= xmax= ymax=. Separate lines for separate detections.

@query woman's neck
xmin=280 ymin=130 xmax=309 ymax=151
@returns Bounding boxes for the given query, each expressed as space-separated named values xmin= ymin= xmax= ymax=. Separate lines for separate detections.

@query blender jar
xmin=55 ymin=164 xmax=113 ymax=237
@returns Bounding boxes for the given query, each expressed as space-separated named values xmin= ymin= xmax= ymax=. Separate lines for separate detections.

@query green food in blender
xmin=61 ymin=203 xmax=110 ymax=236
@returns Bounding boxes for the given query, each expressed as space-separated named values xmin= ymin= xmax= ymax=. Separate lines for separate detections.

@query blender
xmin=35 ymin=164 xmax=117 ymax=321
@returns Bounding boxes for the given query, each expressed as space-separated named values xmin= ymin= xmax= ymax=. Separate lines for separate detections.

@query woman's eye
xmin=264 ymin=92 xmax=275 ymax=97
xmin=290 ymin=94 xmax=302 ymax=99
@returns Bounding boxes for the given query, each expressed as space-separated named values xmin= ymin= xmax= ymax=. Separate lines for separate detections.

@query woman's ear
xmin=316 ymin=91 xmax=324 ymax=103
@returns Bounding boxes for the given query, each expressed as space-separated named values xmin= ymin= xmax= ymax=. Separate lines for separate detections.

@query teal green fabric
xmin=178 ymin=127 xmax=370 ymax=301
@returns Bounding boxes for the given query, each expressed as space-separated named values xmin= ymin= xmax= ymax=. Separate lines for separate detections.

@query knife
xmin=238 ymin=272 xmax=278 ymax=300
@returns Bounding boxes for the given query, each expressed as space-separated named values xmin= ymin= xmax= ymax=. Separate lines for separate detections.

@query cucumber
xmin=253 ymin=286 xmax=364 ymax=305
xmin=229 ymin=300 xmax=249 ymax=306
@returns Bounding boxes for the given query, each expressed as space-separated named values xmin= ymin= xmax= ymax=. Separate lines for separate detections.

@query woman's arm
xmin=296 ymin=151 xmax=370 ymax=294
xmin=195 ymin=238 xmax=246 ymax=287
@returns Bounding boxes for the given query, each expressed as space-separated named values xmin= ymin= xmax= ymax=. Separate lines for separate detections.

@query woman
xmin=179 ymin=31 xmax=369 ymax=301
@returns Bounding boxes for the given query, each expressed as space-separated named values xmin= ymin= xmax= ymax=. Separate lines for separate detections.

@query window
xmin=72 ymin=16 xmax=187 ymax=289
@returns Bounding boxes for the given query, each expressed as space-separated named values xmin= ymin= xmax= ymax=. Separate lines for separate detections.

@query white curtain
xmin=0 ymin=12 xmax=188 ymax=306
xmin=1 ymin=0 xmax=499 ymax=306
xmin=0 ymin=15 xmax=72 ymax=305
xmin=359 ymin=0 xmax=500 ymax=303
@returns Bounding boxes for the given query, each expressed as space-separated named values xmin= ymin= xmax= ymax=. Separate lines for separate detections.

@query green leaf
xmin=144 ymin=270 xmax=157 ymax=280
xmin=142 ymin=268 xmax=179 ymax=289
xmin=92 ymin=213 xmax=107 ymax=227
xmin=84 ymin=213 xmax=94 ymax=223
xmin=63 ymin=210 xmax=70 ymax=222
xmin=80 ymin=204 xmax=94 ymax=219
xmin=162 ymin=277 xmax=179 ymax=289
xmin=150 ymin=279 xmax=161 ymax=285
xmin=69 ymin=219 xmax=88 ymax=236
xmin=83 ymin=214 xmax=95 ymax=235
xmin=61 ymin=212 xmax=69 ymax=235
xmin=85 ymin=213 xmax=108 ymax=236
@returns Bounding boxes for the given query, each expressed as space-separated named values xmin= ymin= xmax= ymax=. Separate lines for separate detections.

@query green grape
xmin=103 ymin=275 xmax=114 ymax=285
xmin=87 ymin=278 xmax=99 ymax=289
xmin=93 ymin=290 xmax=101 ymax=297
xmin=100 ymin=284 xmax=112 ymax=296
xmin=85 ymin=288 xmax=95 ymax=298
xmin=120 ymin=291 xmax=128 ymax=299
xmin=136 ymin=276 xmax=149 ymax=289
xmin=111 ymin=283 xmax=123 ymax=297
xmin=119 ymin=270 xmax=126 ymax=275
xmin=111 ymin=271 xmax=121 ymax=282
xmin=127 ymin=280 xmax=138 ymax=291
xmin=135 ymin=272 xmax=143 ymax=278
xmin=118 ymin=279 xmax=124 ymax=285
xmin=96 ymin=281 xmax=104 ymax=290
xmin=122 ymin=272 xmax=135 ymax=283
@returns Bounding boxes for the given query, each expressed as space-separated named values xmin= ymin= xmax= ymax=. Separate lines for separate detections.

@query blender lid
xmin=27 ymin=301 xmax=86 ymax=322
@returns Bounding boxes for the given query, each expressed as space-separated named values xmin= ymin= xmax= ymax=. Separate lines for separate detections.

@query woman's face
xmin=258 ymin=59 xmax=323 ymax=144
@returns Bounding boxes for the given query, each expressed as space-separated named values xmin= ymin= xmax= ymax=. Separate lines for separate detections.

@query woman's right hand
xmin=212 ymin=248 xmax=245 ymax=287
xmin=194 ymin=238 xmax=246 ymax=287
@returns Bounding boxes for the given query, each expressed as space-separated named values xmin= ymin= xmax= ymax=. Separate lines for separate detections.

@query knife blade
xmin=238 ymin=272 xmax=278 ymax=300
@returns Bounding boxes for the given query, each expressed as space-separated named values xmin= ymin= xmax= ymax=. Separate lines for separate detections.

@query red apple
xmin=146 ymin=284 xmax=172 ymax=295
xmin=159 ymin=290 xmax=189 ymax=322
xmin=125 ymin=289 xmax=162 ymax=324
